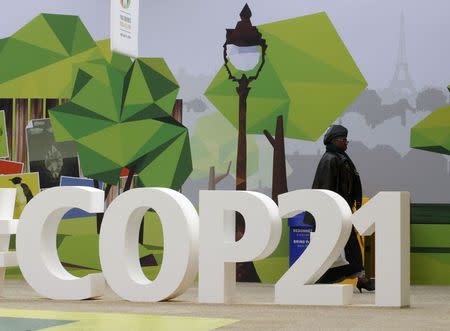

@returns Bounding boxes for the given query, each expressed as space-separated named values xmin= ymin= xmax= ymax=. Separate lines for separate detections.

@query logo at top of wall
xmin=120 ymin=0 xmax=131 ymax=9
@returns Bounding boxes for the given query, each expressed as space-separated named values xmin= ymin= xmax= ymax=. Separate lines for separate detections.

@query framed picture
xmin=26 ymin=119 xmax=80 ymax=189
xmin=60 ymin=176 xmax=103 ymax=220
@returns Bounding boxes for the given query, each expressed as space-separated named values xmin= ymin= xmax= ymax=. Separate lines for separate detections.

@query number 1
xmin=351 ymin=192 xmax=410 ymax=307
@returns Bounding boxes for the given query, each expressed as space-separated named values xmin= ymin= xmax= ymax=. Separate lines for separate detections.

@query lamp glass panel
xmin=227 ymin=45 xmax=261 ymax=71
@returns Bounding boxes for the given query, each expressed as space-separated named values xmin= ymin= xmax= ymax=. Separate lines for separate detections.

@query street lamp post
xmin=223 ymin=4 xmax=267 ymax=282
xmin=224 ymin=3 xmax=267 ymax=192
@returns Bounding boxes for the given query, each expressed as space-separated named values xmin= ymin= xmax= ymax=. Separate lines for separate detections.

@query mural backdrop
xmin=1 ymin=0 xmax=449 ymax=285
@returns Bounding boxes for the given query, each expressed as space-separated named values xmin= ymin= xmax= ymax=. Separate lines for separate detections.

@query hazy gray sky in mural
xmin=1 ymin=0 xmax=450 ymax=201
xmin=1 ymin=0 xmax=449 ymax=89
xmin=138 ymin=0 xmax=450 ymax=89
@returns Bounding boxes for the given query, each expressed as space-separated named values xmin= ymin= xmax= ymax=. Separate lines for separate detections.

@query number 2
xmin=276 ymin=189 xmax=354 ymax=305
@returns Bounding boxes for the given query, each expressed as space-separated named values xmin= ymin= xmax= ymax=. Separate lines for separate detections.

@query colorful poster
xmin=26 ymin=119 xmax=80 ymax=189
xmin=111 ymin=0 xmax=139 ymax=58
xmin=60 ymin=176 xmax=103 ymax=220
xmin=0 ymin=160 xmax=24 ymax=175
xmin=0 ymin=110 xmax=9 ymax=159
xmin=0 ymin=172 xmax=40 ymax=219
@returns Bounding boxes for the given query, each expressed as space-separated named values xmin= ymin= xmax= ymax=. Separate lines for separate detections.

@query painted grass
xmin=411 ymin=253 xmax=450 ymax=285
xmin=254 ymin=257 xmax=289 ymax=284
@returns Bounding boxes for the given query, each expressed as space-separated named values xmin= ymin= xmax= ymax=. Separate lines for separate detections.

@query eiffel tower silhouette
xmin=389 ymin=13 xmax=416 ymax=95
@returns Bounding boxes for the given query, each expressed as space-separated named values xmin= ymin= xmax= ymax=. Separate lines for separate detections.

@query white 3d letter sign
xmin=199 ymin=191 xmax=281 ymax=303
xmin=16 ymin=187 xmax=106 ymax=300
xmin=99 ymin=188 xmax=198 ymax=302
xmin=351 ymin=192 xmax=410 ymax=307
xmin=8 ymin=187 xmax=409 ymax=307
xmin=276 ymin=190 xmax=353 ymax=306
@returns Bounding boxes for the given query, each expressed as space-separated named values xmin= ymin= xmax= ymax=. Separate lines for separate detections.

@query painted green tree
xmin=0 ymin=14 xmax=127 ymax=163
xmin=50 ymin=57 xmax=192 ymax=233
xmin=0 ymin=14 xmax=107 ymax=98
xmin=206 ymin=12 xmax=367 ymax=204
xmin=190 ymin=112 xmax=259 ymax=190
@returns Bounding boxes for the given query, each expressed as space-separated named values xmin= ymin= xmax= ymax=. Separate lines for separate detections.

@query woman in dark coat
xmin=308 ymin=124 xmax=374 ymax=292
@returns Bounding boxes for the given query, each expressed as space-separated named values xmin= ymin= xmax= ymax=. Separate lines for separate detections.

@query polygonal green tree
xmin=50 ymin=58 xmax=191 ymax=189
xmin=0 ymin=14 xmax=107 ymax=99
xmin=50 ymin=57 xmax=192 ymax=233
xmin=205 ymin=12 xmax=367 ymax=203
xmin=0 ymin=13 xmax=136 ymax=167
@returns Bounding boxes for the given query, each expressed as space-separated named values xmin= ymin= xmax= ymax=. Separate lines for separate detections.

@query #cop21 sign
xmin=1 ymin=187 xmax=410 ymax=307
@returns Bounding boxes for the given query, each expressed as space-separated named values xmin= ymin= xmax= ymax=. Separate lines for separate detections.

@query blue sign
xmin=60 ymin=176 xmax=103 ymax=220
xmin=288 ymin=212 xmax=313 ymax=267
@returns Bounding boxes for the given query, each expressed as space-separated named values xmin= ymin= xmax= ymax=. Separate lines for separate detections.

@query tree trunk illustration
xmin=14 ymin=99 xmax=29 ymax=169
xmin=122 ymin=167 xmax=145 ymax=243
xmin=263 ymin=115 xmax=288 ymax=204
xmin=30 ymin=99 xmax=44 ymax=120
xmin=45 ymin=99 xmax=60 ymax=118
xmin=208 ymin=161 xmax=232 ymax=190
xmin=172 ymin=99 xmax=183 ymax=123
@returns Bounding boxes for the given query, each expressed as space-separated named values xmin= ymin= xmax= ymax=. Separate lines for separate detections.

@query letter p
xmin=199 ymin=191 xmax=281 ymax=303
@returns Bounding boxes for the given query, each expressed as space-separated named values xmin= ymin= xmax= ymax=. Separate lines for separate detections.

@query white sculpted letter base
xmin=16 ymin=187 xmax=106 ymax=300
xmin=12 ymin=187 xmax=409 ymax=307
xmin=0 ymin=188 xmax=19 ymax=295
xmin=276 ymin=190 xmax=353 ymax=306
xmin=99 ymin=188 xmax=199 ymax=302
xmin=352 ymin=192 xmax=410 ymax=307
xmin=199 ymin=191 xmax=282 ymax=304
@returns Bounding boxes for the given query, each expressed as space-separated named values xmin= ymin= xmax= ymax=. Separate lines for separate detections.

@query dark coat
xmin=309 ymin=145 xmax=365 ymax=282
xmin=311 ymin=148 xmax=362 ymax=209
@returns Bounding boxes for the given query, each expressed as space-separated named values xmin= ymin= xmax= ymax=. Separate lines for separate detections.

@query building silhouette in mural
xmin=347 ymin=90 xmax=416 ymax=127
xmin=389 ymin=13 xmax=416 ymax=96
xmin=377 ymin=13 xmax=417 ymax=107
xmin=416 ymin=88 xmax=450 ymax=111
xmin=184 ymin=98 xmax=208 ymax=113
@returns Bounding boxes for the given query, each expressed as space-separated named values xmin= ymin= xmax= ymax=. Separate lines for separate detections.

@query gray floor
xmin=0 ymin=280 xmax=449 ymax=330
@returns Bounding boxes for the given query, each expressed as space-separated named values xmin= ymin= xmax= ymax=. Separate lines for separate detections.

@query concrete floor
xmin=0 ymin=280 xmax=449 ymax=330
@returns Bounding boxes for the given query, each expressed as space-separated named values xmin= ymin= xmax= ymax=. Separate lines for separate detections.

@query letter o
xmin=99 ymin=188 xmax=199 ymax=302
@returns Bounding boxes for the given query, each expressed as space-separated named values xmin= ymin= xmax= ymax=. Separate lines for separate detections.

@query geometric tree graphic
xmin=190 ymin=112 xmax=259 ymax=190
xmin=50 ymin=58 xmax=192 ymax=190
xmin=0 ymin=14 xmax=116 ymax=165
xmin=0 ymin=14 xmax=106 ymax=98
xmin=50 ymin=57 xmax=192 ymax=241
xmin=206 ymin=12 xmax=367 ymax=202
